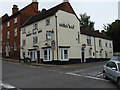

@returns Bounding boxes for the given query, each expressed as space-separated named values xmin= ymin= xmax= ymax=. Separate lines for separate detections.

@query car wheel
xmin=103 ymin=71 xmax=107 ymax=79
xmin=117 ymin=78 xmax=120 ymax=88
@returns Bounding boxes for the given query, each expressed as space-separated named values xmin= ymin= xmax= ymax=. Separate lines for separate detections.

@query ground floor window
xmin=60 ymin=48 xmax=69 ymax=61
xmin=43 ymin=49 xmax=52 ymax=61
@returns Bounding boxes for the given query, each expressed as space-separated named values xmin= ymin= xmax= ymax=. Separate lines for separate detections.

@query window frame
xmin=60 ymin=48 xmax=69 ymax=61
xmin=14 ymin=17 xmax=17 ymax=24
xmin=14 ymin=27 xmax=17 ymax=37
xmin=87 ymin=36 xmax=91 ymax=46
xmin=46 ymin=18 xmax=50 ymax=26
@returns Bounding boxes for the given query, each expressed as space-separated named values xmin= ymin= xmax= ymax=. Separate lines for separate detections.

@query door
xmin=81 ymin=48 xmax=86 ymax=63
xmin=37 ymin=51 xmax=40 ymax=63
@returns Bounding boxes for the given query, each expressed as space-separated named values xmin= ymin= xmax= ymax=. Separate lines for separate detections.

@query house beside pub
xmin=2 ymin=0 xmax=39 ymax=59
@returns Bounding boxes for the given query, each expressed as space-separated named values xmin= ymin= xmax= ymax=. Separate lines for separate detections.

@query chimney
xmin=31 ymin=0 xmax=38 ymax=12
xmin=12 ymin=5 xmax=19 ymax=14
xmin=63 ymin=0 xmax=69 ymax=2
xmin=42 ymin=8 xmax=46 ymax=12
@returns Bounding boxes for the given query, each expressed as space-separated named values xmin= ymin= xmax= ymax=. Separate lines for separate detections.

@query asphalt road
xmin=2 ymin=60 xmax=119 ymax=89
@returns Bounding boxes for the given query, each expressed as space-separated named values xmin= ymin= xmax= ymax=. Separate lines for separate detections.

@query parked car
xmin=110 ymin=54 xmax=120 ymax=61
xmin=103 ymin=60 xmax=120 ymax=88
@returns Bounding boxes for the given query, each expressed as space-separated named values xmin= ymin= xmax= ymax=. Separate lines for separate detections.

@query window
xmin=78 ymin=32 xmax=80 ymax=43
xmin=14 ymin=27 xmax=17 ymax=37
xmin=33 ymin=37 xmax=38 ymax=44
xmin=7 ymin=21 xmax=10 ymax=27
xmin=109 ymin=43 xmax=112 ymax=48
xmin=106 ymin=61 xmax=117 ymax=71
xmin=60 ymin=49 xmax=69 ymax=61
xmin=22 ymin=40 xmax=26 ymax=46
xmin=14 ymin=18 xmax=17 ymax=24
xmin=14 ymin=42 xmax=17 ymax=51
xmin=46 ymin=18 xmax=50 ymax=26
xmin=7 ymin=31 xmax=10 ymax=39
xmin=33 ymin=23 xmax=38 ymax=30
xmin=0 ymin=25 xmax=2 ymax=30
xmin=89 ymin=49 xmax=92 ymax=57
xmin=99 ymin=39 xmax=102 ymax=47
xmin=22 ymin=27 xmax=26 ymax=34
xmin=46 ymin=31 xmax=52 ymax=40
xmin=0 ymin=34 xmax=2 ymax=42
xmin=0 ymin=46 xmax=2 ymax=53
xmin=87 ymin=36 xmax=91 ymax=46
xmin=100 ymin=50 xmax=103 ymax=57
xmin=105 ymin=42 xmax=108 ymax=47
xmin=44 ymin=49 xmax=52 ymax=61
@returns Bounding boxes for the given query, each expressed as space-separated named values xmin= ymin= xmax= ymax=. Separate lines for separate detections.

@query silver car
xmin=103 ymin=55 xmax=120 ymax=88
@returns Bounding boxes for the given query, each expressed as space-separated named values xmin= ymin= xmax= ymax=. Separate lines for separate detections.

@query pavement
xmin=1 ymin=58 xmax=119 ymax=89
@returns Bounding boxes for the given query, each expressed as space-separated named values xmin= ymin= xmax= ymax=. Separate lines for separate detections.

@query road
xmin=2 ymin=60 xmax=118 ymax=89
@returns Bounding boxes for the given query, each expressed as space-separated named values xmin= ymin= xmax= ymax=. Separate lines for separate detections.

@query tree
xmin=80 ymin=13 xmax=95 ymax=30
xmin=104 ymin=20 xmax=120 ymax=52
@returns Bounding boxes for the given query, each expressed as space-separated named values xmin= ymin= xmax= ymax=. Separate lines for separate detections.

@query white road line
xmin=0 ymin=82 xmax=16 ymax=89
xmin=66 ymin=72 xmax=109 ymax=82
xmin=96 ymin=73 xmax=103 ymax=77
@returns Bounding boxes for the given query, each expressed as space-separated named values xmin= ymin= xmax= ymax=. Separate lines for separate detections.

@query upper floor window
xmin=0 ymin=25 xmax=2 ymax=30
xmin=105 ymin=42 xmax=108 ymax=47
xmin=7 ymin=21 xmax=10 ymax=27
xmin=99 ymin=39 xmax=102 ymax=47
xmin=109 ymin=42 xmax=112 ymax=48
xmin=7 ymin=31 xmax=10 ymax=39
xmin=14 ymin=27 xmax=17 ymax=37
xmin=87 ymin=36 xmax=91 ymax=46
xmin=14 ymin=17 xmax=17 ymax=24
xmin=22 ymin=27 xmax=26 ymax=34
xmin=46 ymin=31 xmax=52 ymax=41
xmin=14 ymin=42 xmax=17 ymax=51
xmin=0 ymin=34 xmax=2 ymax=42
xmin=33 ymin=23 xmax=38 ymax=30
xmin=22 ymin=40 xmax=26 ymax=47
xmin=33 ymin=36 xmax=38 ymax=44
xmin=46 ymin=18 xmax=50 ymax=26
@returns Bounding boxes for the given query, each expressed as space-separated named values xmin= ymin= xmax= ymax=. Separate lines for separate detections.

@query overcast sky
xmin=0 ymin=0 xmax=119 ymax=30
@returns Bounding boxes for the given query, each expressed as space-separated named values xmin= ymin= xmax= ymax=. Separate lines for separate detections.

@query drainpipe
xmin=94 ymin=37 xmax=97 ymax=60
xmin=55 ymin=15 xmax=59 ymax=60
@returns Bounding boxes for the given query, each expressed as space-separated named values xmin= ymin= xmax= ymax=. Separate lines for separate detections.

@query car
xmin=103 ymin=60 xmax=120 ymax=88
xmin=110 ymin=54 xmax=120 ymax=61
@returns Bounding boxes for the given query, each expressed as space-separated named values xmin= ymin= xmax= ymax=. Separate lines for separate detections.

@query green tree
xmin=104 ymin=20 xmax=120 ymax=52
xmin=80 ymin=13 xmax=95 ymax=30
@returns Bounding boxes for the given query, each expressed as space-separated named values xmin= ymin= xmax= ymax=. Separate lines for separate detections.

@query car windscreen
xmin=117 ymin=63 xmax=120 ymax=71
xmin=111 ymin=56 xmax=120 ymax=61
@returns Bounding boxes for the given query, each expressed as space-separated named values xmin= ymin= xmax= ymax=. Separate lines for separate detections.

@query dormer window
xmin=46 ymin=18 xmax=50 ymax=26
xmin=7 ymin=21 xmax=10 ymax=27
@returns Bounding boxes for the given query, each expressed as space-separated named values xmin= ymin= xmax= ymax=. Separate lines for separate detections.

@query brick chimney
xmin=31 ymin=0 xmax=38 ymax=12
xmin=12 ymin=5 xmax=19 ymax=14
xmin=63 ymin=0 xmax=69 ymax=2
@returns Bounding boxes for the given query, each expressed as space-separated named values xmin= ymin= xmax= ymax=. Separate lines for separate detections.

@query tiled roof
xmin=80 ymin=27 xmax=112 ymax=40
xmin=21 ymin=2 xmax=78 ymax=27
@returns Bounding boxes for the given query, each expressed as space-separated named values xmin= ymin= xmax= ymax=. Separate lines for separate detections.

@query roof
xmin=80 ymin=27 xmax=112 ymax=40
xmin=2 ymin=2 xmax=38 ymax=23
xmin=22 ymin=2 xmax=79 ymax=27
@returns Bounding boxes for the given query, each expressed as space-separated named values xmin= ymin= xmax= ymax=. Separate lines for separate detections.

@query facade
xmin=2 ymin=1 xmax=39 ymax=59
xmin=20 ymin=2 xmax=113 ymax=63
xmin=0 ymin=19 xmax=2 ymax=57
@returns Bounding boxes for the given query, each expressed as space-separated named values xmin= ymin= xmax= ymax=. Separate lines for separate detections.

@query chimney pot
xmin=12 ymin=4 xmax=19 ymax=14
xmin=63 ymin=0 xmax=69 ymax=2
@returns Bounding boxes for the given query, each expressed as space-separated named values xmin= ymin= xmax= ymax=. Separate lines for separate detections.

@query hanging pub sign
xmin=59 ymin=23 xmax=74 ymax=29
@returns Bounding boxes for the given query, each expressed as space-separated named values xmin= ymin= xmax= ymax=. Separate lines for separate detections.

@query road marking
xmin=66 ymin=72 xmax=109 ymax=82
xmin=0 ymin=81 xmax=16 ymax=89
xmin=96 ymin=73 xmax=103 ymax=77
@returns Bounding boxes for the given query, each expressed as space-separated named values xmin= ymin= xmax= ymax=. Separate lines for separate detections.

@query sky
xmin=0 ymin=0 xmax=119 ymax=30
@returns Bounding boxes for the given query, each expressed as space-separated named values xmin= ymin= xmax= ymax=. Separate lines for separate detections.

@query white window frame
xmin=87 ymin=36 xmax=91 ymax=46
xmin=22 ymin=39 xmax=26 ymax=47
xmin=60 ymin=48 xmax=69 ymax=61
xmin=46 ymin=18 xmax=50 ymax=26
xmin=43 ymin=49 xmax=52 ymax=61
xmin=33 ymin=36 xmax=38 ymax=44
xmin=7 ymin=21 xmax=10 ymax=27
xmin=46 ymin=31 xmax=52 ymax=41
xmin=7 ymin=31 xmax=10 ymax=39
xmin=99 ymin=39 xmax=102 ymax=47
xmin=14 ymin=42 xmax=17 ymax=51
xmin=33 ymin=23 xmax=38 ymax=30
xmin=22 ymin=27 xmax=26 ymax=34
xmin=14 ymin=17 xmax=17 ymax=24
xmin=14 ymin=27 xmax=17 ymax=37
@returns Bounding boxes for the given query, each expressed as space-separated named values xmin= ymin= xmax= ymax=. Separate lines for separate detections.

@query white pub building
xmin=20 ymin=1 xmax=113 ymax=63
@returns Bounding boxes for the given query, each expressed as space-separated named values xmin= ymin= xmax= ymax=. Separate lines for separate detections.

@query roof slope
xmin=22 ymin=2 xmax=78 ymax=27
xmin=80 ymin=27 xmax=112 ymax=40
